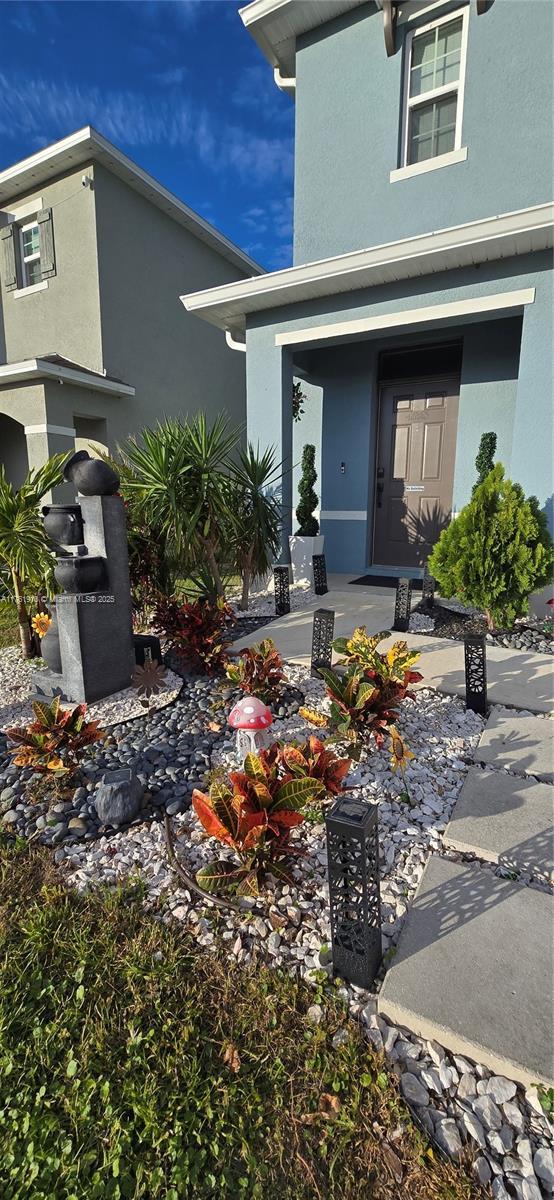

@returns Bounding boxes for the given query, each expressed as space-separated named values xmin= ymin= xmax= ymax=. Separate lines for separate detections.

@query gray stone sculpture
xmin=33 ymin=451 xmax=135 ymax=703
xmin=94 ymin=768 xmax=144 ymax=826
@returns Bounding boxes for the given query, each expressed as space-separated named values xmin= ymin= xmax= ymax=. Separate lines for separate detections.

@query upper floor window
xmin=402 ymin=7 xmax=469 ymax=168
xmin=19 ymin=221 xmax=42 ymax=287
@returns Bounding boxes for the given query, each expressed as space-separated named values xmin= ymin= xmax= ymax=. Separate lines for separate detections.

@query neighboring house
xmin=183 ymin=0 xmax=553 ymax=576
xmin=0 ymin=126 xmax=260 ymax=499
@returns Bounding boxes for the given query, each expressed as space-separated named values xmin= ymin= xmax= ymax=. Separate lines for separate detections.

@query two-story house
xmin=183 ymin=0 xmax=553 ymax=576
xmin=0 ymin=126 xmax=260 ymax=498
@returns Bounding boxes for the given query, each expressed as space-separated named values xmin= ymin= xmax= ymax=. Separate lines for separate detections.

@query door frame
xmin=371 ymin=371 xmax=461 ymax=567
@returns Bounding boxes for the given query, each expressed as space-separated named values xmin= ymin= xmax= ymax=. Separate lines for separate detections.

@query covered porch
xmin=181 ymin=204 xmax=553 ymax=577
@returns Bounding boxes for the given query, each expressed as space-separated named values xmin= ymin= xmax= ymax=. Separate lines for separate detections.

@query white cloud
xmin=0 ymin=72 xmax=293 ymax=185
xmin=152 ymin=66 xmax=188 ymax=86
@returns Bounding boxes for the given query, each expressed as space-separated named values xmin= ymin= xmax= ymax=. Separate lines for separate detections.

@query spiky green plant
xmin=0 ymin=456 xmax=66 ymax=658
xmin=229 ymin=443 xmax=282 ymax=610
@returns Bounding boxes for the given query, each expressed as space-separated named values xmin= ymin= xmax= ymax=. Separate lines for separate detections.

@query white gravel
xmin=0 ymin=646 xmax=182 ymax=731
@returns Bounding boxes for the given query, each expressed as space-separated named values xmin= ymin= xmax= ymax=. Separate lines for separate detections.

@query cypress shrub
xmin=429 ymin=463 xmax=553 ymax=630
xmin=295 ymin=444 xmax=319 ymax=536
xmin=473 ymin=431 xmax=497 ymax=492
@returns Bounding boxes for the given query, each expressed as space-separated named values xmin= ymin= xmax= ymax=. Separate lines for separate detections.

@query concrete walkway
xmin=379 ymin=707 xmax=554 ymax=1088
xmin=236 ymin=581 xmax=553 ymax=713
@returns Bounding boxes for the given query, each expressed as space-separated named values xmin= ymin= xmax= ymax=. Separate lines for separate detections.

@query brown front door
xmin=373 ymin=376 xmax=459 ymax=569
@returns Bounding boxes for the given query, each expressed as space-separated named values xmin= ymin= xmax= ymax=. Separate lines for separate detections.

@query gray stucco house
xmin=0 ymin=126 xmax=260 ymax=498
xmin=183 ymin=0 xmax=553 ymax=577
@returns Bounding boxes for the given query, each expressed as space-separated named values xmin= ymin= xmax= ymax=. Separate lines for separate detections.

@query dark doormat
xmin=349 ymin=574 xmax=423 ymax=589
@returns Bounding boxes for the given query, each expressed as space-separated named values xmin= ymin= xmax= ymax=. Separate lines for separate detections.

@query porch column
xmin=510 ymin=277 xmax=554 ymax=531
xmin=245 ymin=325 xmax=293 ymax=563
xmin=24 ymin=422 xmax=76 ymax=502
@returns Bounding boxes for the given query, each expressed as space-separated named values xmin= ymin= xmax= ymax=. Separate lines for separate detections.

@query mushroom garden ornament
xmin=228 ymin=695 xmax=273 ymax=759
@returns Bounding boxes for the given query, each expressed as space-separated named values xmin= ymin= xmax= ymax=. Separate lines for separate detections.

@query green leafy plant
xmin=429 ymin=464 xmax=554 ymax=630
xmin=154 ymin=595 xmax=234 ymax=675
xmin=0 ymin=456 xmax=66 ymax=657
xmin=229 ymin=444 xmax=282 ymax=610
xmin=5 ymin=695 xmax=104 ymax=778
xmin=295 ymin=444 xmax=319 ymax=537
xmin=270 ymin=737 xmax=351 ymax=797
xmin=192 ymin=751 xmax=324 ymax=896
xmin=226 ymin=637 xmax=286 ymax=703
xmin=473 ymin=431 xmax=497 ymax=491
xmin=333 ymin=628 xmax=422 ymax=684
xmin=292 ymin=381 xmax=307 ymax=422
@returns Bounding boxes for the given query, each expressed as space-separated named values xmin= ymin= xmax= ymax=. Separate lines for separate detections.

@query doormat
xmin=349 ymin=574 xmax=423 ymax=589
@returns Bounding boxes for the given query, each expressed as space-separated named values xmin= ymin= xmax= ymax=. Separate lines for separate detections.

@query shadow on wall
xmin=0 ymin=413 xmax=29 ymax=488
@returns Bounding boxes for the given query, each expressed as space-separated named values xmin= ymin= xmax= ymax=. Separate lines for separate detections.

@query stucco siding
xmin=294 ymin=0 xmax=554 ymax=262
xmin=0 ymin=168 xmax=103 ymax=371
xmin=93 ymin=165 xmax=251 ymax=447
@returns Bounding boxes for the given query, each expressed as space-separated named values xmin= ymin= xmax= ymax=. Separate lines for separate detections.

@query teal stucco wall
xmin=293 ymin=0 xmax=554 ymax=263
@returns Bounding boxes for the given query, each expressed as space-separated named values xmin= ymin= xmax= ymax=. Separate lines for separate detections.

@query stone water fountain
xmin=35 ymin=451 xmax=135 ymax=704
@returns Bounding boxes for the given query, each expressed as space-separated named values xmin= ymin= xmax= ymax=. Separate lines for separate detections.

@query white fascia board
xmin=275 ymin=289 xmax=536 ymax=348
xmin=180 ymin=203 xmax=554 ymax=333
xmin=0 ymin=126 xmax=261 ymax=277
xmin=0 ymin=358 xmax=135 ymax=397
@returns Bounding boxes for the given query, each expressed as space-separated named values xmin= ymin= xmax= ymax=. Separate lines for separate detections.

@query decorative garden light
xmin=325 ymin=794 xmax=382 ymax=989
xmin=312 ymin=553 xmax=329 ymax=596
xmin=311 ymin=608 xmax=335 ymax=679
xmin=464 ymin=634 xmax=488 ymax=715
xmin=273 ymin=565 xmax=291 ymax=616
xmin=228 ymin=695 xmax=273 ymax=758
xmin=393 ymin=577 xmax=412 ymax=632
xmin=421 ymin=562 xmax=435 ymax=612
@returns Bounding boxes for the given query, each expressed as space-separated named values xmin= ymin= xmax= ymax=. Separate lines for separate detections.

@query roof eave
xmin=180 ymin=203 xmax=554 ymax=337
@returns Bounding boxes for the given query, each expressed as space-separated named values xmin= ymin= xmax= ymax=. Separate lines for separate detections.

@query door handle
xmin=376 ymin=480 xmax=384 ymax=508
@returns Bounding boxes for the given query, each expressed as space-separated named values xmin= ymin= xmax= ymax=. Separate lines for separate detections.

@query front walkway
xmin=235 ymin=578 xmax=554 ymax=713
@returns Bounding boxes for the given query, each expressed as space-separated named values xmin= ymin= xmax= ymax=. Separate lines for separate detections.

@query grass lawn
xmin=0 ymin=838 xmax=479 ymax=1200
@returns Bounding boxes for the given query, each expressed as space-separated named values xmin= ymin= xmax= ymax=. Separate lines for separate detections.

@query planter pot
xmin=42 ymin=504 xmax=84 ymax=546
xmin=54 ymin=555 xmax=108 ymax=594
xmin=63 ymin=450 xmax=119 ymax=497
xmin=289 ymin=534 xmax=324 ymax=586
xmin=41 ymin=604 xmax=62 ymax=673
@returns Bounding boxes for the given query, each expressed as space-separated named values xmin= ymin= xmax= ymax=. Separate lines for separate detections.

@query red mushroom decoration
xmin=228 ymin=695 xmax=273 ymax=759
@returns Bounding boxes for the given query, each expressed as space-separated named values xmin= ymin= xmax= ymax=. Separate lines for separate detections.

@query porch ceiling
xmin=180 ymin=203 xmax=554 ymax=339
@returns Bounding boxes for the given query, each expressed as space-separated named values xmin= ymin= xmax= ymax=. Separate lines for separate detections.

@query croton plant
xmin=192 ymin=739 xmax=350 ymax=897
xmin=301 ymin=628 xmax=422 ymax=760
xmin=225 ymin=637 xmax=286 ymax=703
xmin=6 ymin=696 xmax=104 ymax=778
xmin=153 ymin=595 xmax=235 ymax=676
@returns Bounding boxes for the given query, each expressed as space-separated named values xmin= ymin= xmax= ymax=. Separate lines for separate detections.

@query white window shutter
xmin=0 ymin=225 xmax=18 ymax=291
xmin=37 ymin=208 xmax=56 ymax=278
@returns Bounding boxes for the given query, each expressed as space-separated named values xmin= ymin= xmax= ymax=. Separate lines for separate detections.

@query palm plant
xmin=0 ymin=457 xmax=66 ymax=658
xmin=229 ymin=443 xmax=282 ymax=610
xmin=118 ymin=415 xmax=240 ymax=598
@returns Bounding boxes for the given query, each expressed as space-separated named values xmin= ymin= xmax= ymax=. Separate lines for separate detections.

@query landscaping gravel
xmin=1 ymin=641 xmax=552 ymax=1195
xmin=413 ymin=601 xmax=553 ymax=655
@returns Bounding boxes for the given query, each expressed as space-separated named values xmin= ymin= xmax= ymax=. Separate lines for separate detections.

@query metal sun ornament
xmin=132 ymin=660 xmax=167 ymax=707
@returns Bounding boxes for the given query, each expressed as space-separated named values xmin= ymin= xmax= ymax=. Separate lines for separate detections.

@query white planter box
xmin=289 ymin=534 xmax=324 ymax=586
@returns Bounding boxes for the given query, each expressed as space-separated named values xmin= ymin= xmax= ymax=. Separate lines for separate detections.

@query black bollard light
xmin=312 ymin=553 xmax=329 ymax=596
xmin=421 ymin=562 xmax=435 ymax=612
xmin=273 ymin=565 xmax=291 ymax=617
xmin=464 ymin=633 xmax=488 ymax=715
xmin=325 ymin=795 xmax=382 ymax=990
xmin=393 ymin=577 xmax=412 ymax=632
xmin=310 ymin=608 xmax=335 ymax=679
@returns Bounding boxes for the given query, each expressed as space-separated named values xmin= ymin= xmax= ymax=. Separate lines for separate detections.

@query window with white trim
xmin=19 ymin=220 xmax=42 ymax=287
xmin=402 ymin=7 xmax=469 ymax=167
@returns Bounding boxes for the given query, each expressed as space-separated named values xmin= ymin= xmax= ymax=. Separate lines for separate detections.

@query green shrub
xmin=295 ymin=444 xmax=319 ymax=537
xmin=429 ymin=463 xmax=554 ymax=630
xmin=473 ymin=431 xmax=497 ymax=491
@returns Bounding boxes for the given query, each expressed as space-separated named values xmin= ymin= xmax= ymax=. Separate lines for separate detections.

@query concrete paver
xmin=378 ymin=855 xmax=554 ymax=1088
xmin=475 ymin=712 xmax=554 ymax=782
xmin=445 ymin=767 xmax=554 ymax=881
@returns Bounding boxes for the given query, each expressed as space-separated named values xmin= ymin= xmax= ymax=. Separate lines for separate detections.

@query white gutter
xmin=180 ymin=202 xmax=554 ymax=334
xmin=0 ymin=358 xmax=135 ymax=397
xmin=274 ymin=67 xmax=296 ymax=95
xmin=225 ymin=330 xmax=246 ymax=352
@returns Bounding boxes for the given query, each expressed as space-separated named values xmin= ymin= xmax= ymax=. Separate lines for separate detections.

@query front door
xmin=373 ymin=376 xmax=459 ymax=569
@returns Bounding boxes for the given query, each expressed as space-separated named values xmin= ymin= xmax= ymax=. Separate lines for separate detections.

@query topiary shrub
xmin=473 ymin=431 xmax=497 ymax=492
xmin=429 ymin=464 xmax=554 ymax=630
xmin=295 ymin=444 xmax=319 ymax=536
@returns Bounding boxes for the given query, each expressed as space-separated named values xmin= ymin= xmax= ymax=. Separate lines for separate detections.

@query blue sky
xmin=0 ymin=0 xmax=295 ymax=269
